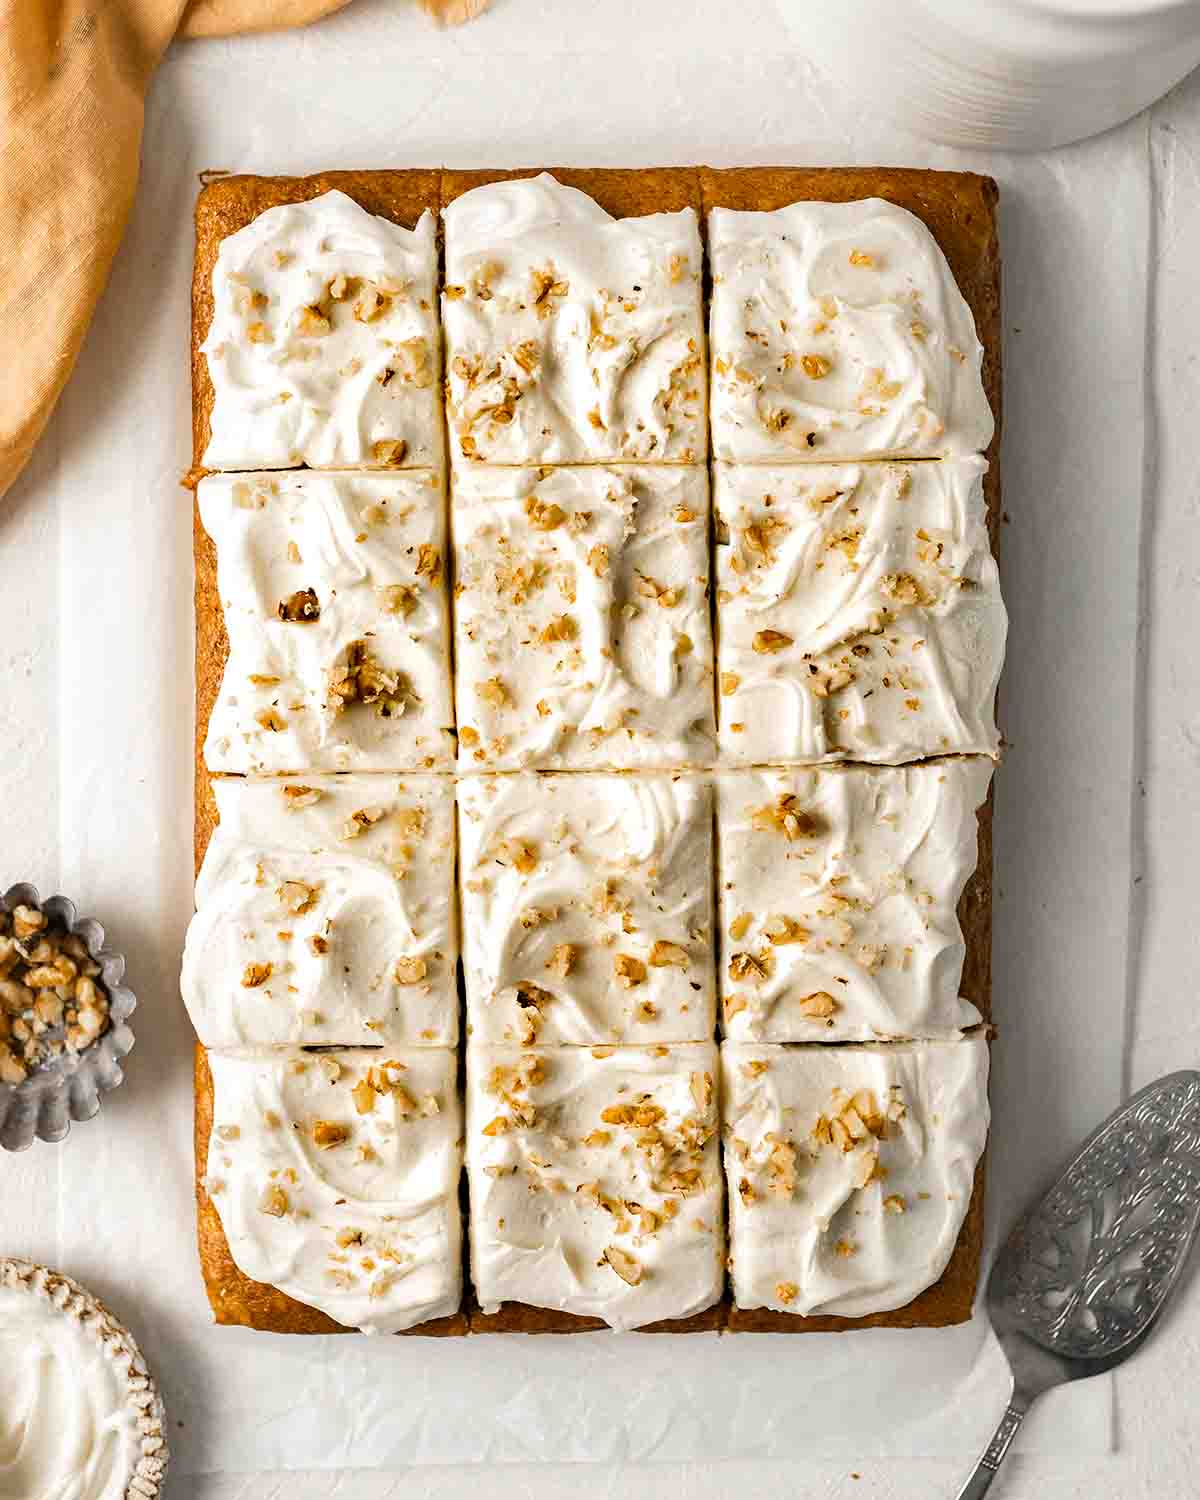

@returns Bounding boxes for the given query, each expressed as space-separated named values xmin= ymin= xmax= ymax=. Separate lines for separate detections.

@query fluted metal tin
xmin=0 ymin=884 xmax=136 ymax=1151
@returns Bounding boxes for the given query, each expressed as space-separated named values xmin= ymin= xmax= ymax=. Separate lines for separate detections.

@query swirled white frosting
xmin=708 ymin=198 xmax=992 ymax=462
xmin=200 ymin=471 xmax=455 ymax=773
xmin=183 ymin=775 xmax=458 ymax=1048
xmin=457 ymin=773 xmax=714 ymax=1045
xmin=202 ymin=190 xmax=442 ymax=470
xmin=0 ymin=1284 xmax=142 ymax=1500
xmin=452 ymin=465 xmax=714 ymax=770
xmin=722 ymin=1037 xmax=989 ymax=1317
xmin=204 ymin=1047 xmax=462 ymax=1334
xmin=716 ymin=761 xmax=991 ymax=1042
xmin=467 ymin=1043 xmax=723 ymax=1329
xmin=714 ymin=458 xmax=1005 ymax=765
xmin=443 ymin=174 xmax=706 ymax=465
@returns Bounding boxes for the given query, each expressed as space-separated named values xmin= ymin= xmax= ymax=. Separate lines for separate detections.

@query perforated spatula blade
xmin=955 ymin=1069 xmax=1200 ymax=1499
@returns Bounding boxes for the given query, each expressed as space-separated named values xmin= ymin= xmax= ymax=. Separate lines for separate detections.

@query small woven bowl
xmin=0 ymin=883 xmax=137 ymax=1151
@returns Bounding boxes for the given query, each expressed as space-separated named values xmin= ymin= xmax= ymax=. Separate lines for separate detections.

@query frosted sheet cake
xmin=190 ymin=165 xmax=1002 ymax=1337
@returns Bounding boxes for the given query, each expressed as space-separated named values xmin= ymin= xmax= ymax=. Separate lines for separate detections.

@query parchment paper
xmin=45 ymin=0 xmax=1147 ymax=1474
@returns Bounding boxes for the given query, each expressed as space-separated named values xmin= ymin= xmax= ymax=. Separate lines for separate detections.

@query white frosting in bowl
xmin=0 ymin=1264 xmax=165 ymax=1500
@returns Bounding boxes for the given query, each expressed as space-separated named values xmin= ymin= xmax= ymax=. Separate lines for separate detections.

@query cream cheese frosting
xmin=456 ymin=773 xmax=715 ymax=1045
xmin=442 ymin=174 xmax=706 ymax=465
xmin=452 ymin=465 xmax=715 ymax=770
xmin=200 ymin=471 xmax=455 ymax=773
xmin=721 ymin=1037 xmax=989 ymax=1317
xmin=204 ymin=1047 xmax=462 ymax=1334
xmin=714 ymin=458 xmax=1005 ymax=765
xmin=183 ymin=775 xmax=458 ymax=1048
xmin=708 ymin=198 xmax=992 ymax=463
xmin=467 ymin=1043 xmax=723 ymax=1329
xmin=716 ymin=761 xmax=991 ymax=1042
xmin=0 ymin=1263 xmax=162 ymax=1500
xmin=201 ymin=189 xmax=442 ymax=471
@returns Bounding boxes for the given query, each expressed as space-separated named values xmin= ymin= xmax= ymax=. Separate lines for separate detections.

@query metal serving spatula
xmin=956 ymin=1069 xmax=1200 ymax=1498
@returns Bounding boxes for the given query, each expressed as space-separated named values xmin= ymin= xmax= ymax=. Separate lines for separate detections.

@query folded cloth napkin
xmin=0 ymin=0 xmax=486 ymax=503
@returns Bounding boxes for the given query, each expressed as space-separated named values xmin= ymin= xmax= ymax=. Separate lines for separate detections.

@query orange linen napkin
xmin=0 ymin=0 xmax=487 ymax=503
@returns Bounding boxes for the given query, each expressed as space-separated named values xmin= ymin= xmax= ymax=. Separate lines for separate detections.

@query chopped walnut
xmin=259 ymin=1184 xmax=290 ymax=1217
xmin=342 ymin=805 xmax=386 ymax=840
xmin=395 ymin=956 xmax=428 ymax=985
xmin=798 ymin=991 xmax=838 ymax=1020
xmin=524 ymin=496 xmax=566 ymax=531
xmin=763 ymin=915 xmax=809 ymax=946
xmin=371 ymin=438 xmax=409 ymax=467
xmin=378 ymin=583 xmax=418 ymax=617
xmin=241 ymin=962 xmax=273 ymax=988
xmin=752 ymin=629 xmax=792 ymax=654
xmin=498 ymin=838 xmax=537 ymax=874
xmin=545 ymin=943 xmax=576 ymax=978
xmin=613 ymin=954 xmax=647 ymax=989
xmin=477 ymin=676 xmax=510 ymax=709
xmin=751 ymin=794 xmax=818 ymax=841
xmin=278 ymin=881 xmax=320 ymax=916
xmin=312 ymin=1120 xmax=352 ymax=1151
xmin=277 ymin=587 xmax=320 ymax=623
xmin=602 ymin=1246 xmax=643 ymax=1286
xmin=282 ymin=784 xmax=322 ymax=810
xmin=728 ymin=951 xmax=768 ymax=984
xmin=648 ymin=939 xmax=689 ymax=970
xmin=883 ymin=1194 xmax=907 ymax=1215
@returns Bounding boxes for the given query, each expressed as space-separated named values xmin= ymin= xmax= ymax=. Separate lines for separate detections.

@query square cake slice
xmin=457 ymin=773 xmax=715 ymax=1046
xmin=182 ymin=775 xmax=458 ymax=1048
xmin=467 ymin=1043 xmax=723 ymax=1330
xmin=707 ymin=197 xmax=992 ymax=463
xmin=716 ymin=761 xmax=991 ymax=1043
xmin=452 ymin=465 xmax=714 ymax=771
xmin=714 ymin=458 xmax=1005 ymax=765
xmin=202 ymin=1046 xmax=462 ymax=1334
xmin=722 ymin=1037 xmax=989 ymax=1322
xmin=199 ymin=470 xmax=454 ymax=773
xmin=442 ymin=173 xmax=705 ymax=465
xmin=199 ymin=187 xmax=442 ymax=471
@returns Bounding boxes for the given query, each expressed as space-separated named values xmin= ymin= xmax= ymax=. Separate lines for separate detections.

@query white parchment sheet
xmin=44 ymin=0 xmax=1148 ymax=1474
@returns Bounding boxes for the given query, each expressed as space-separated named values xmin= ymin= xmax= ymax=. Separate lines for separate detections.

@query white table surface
xmin=3 ymin=1 xmax=1200 ymax=1494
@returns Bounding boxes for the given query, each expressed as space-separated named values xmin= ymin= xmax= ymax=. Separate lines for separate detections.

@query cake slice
xmin=716 ymin=761 xmax=992 ymax=1043
xmin=714 ymin=458 xmax=1005 ymax=765
xmin=452 ymin=464 xmax=714 ymax=771
xmin=442 ymin=172 xmax=705 ymax=465
xmin=198 ymin=187 xmax=442 ymax=471
xmin=183 ymin=774 xmax=458 ymax=1049
xmin=457 ymin=772 xmax=715 ymax=1046
xmin=706 ymin=194 xmax=992 ymax=464
xmin=200 ymin=1046 xmax=462 ymax=1334
xmin=467 ymin=1042 xmax=723 ymax=1330
xmin=722 ymin=1037 xmax=989 ymax=1324
xmin=199 ymin=470 xmax=454 ymax=774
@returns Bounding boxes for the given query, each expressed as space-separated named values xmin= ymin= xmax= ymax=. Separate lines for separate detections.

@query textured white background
xmin=2 ymin=0 xmax=1199 ymax=1494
